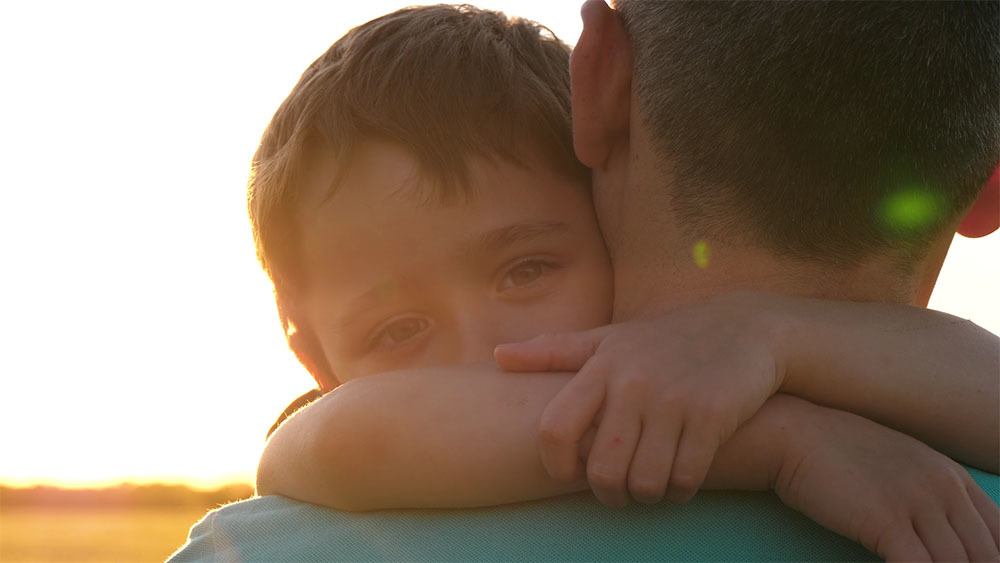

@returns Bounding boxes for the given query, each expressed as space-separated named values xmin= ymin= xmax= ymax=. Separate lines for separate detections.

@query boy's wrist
xmin=741 ymin=393 xmax=814 ymax=491
xmin=756 ymin=393 xmax=823 ymax=492
xmin=755 ymin=293 xmax=813 ymax=397
xmin=700 ymin=393 xmax=803 ymax=492
xmin=718 ymin=291 xmax=800 ymax=394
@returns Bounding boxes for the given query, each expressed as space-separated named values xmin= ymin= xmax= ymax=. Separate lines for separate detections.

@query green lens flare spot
xmin=883 ymin=188 xmax=942 ymax=232
xmin=692 ymin=240 xmax=710 ymax=269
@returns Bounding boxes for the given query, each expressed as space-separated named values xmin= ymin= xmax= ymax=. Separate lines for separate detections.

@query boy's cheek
xmin=526 ymin=285 xmax=611 ymax=336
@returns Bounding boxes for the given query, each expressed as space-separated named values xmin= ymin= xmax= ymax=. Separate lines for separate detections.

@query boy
xmin=250 ymin=5 xmax=997 ymax=558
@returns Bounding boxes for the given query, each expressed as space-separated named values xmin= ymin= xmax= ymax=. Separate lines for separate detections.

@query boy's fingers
xmin=665 ymin=422 xmax=718 ymax=504
xmin=914 ymin=513 xmax=968 ymax=562
xmin=949 ymin=491 xmax=1000 ymax=561
xmin=578 ymin=426 xmax=598 ymax=460
xmin=627 ymin=414 xmax=680 ymax=504
xmin=877 ymin=523 xmax=932 ymax=562
xmin=586 ymin=400 xmax=641 ymax=509
xmin=539 ymin=369 xmax=606 ymax=481
xmin=967 ymin=482 xmax=1000 ymax=549
xmin=495 ymin=327 xmax=610 ymax=372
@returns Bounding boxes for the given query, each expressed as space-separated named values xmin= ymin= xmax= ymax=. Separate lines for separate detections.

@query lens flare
xmin=692 ymin=240 xmax=710 ymax=269
xmin=883 ymin=188 xmax=942 ymax=233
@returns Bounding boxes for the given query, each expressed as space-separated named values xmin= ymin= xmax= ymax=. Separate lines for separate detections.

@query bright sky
xmin=0 ymin=1 xmax=996 ymax=490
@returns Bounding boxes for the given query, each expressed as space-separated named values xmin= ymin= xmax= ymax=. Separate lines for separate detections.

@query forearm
xmin=258 ymin=362 xmax=812 ymax=511
xmin=257 ymin=364 xmax=586 ymax=511
xmin=770 ymin=296 xmax=999 ymax=471
xmin=701 ymin=393 xmax=803 ymax=492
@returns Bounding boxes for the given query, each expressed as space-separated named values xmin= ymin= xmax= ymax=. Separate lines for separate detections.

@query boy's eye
xmin=371 ymin=316 xmax=430 ymax=349
xmin=498 ymin=258 xmax=554 ymax=292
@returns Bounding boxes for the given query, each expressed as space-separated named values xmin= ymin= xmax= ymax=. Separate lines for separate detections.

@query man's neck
xmin=612 ymin=240 xmax=923 ymax=321
xmin=598 ymin=115 xmax=950 ymax=321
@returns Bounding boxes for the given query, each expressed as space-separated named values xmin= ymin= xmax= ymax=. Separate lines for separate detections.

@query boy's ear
xmin=957 ymin=164 xmax=1000 ymax=238
xmin=571 ymin=0 xmax=633 ymax=169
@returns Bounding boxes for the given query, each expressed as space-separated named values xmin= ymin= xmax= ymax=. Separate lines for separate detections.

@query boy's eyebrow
xmin=462 ymin=221 xmax=570 ymax=257
xmin=335 ymin=221 xmax=570 ymax=331
xmin=335 ymin=278 xmax=403 ymax=332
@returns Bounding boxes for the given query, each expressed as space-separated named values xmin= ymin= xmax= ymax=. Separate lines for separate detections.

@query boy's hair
xmin=617 ymin=1 xmax=999 ymax=265
xmin=249 ymin=5 xmax=584 ymax=386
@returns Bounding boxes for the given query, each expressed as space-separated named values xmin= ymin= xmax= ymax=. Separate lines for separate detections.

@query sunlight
xmin=0 ymin=0 xmax=584 ymax=491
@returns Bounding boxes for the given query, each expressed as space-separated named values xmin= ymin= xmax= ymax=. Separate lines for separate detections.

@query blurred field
xmin=0 ymin=484 xmax=252 ymax=562
xmin=0 ymin=506 xmax=207 ymax=562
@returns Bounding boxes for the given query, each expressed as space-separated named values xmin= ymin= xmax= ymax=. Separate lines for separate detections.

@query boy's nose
xmin=455 ymin=329 xmax=500 ymax=364
xmin=451 ymin=314 xmax=504 ymax=364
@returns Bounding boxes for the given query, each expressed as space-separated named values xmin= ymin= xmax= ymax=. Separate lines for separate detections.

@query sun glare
xmin=0 ymin=0 xmax=584 ymax=492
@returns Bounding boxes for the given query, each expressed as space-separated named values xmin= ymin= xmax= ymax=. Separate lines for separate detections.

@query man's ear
xmin=957 ymin=164 xmax=999 ymax=238
xmin=571 ymin=0 xmax=633 ymax=169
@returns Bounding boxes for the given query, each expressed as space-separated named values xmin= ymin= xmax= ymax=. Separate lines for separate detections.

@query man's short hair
xmin=617 ymin=1 xmax=999 ymax=265
xmin=249 ymin=5 xmax=583 ymax=385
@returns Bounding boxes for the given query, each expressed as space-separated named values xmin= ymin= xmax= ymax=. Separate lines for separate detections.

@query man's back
xmin=170 ymin=466 xmax=997 ymax=561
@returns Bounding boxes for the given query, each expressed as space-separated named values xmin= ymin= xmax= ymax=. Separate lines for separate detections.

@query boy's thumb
xmin=494 ymin=328 xmax=607 ymax=373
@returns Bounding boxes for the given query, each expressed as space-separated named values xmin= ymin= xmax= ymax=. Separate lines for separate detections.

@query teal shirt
xmin=170 ymin=466 xmax=998 ymax=561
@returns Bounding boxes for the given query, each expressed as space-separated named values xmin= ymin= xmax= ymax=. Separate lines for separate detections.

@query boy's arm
xmin=715 ymin=394 xmax=1000 ymax=561
xmin=257 ymin=365 xmax=585 ymax=510
xmin=496 ymin=292 xmax=999 ymax=484
xmin=256 ymin=363 xmax=787 ymax=510
xmin=768 ymin=295 xmax=1000 ymax=472
xmin=257 ymin=372 xmax=997 ymax=559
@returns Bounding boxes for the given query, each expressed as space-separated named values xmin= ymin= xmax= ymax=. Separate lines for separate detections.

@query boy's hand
xmin=773 ymin=396 xmax=1000 ymax=561
xmin=495 ymin=294 xmax=786 ymax=506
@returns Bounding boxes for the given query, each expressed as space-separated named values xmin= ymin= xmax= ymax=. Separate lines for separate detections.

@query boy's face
xmin=295 ymin=140 xmax=613 ymax=382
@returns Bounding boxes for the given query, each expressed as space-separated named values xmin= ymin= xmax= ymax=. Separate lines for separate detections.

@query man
xmin=171 ymin=2 xmax=999 ymax=561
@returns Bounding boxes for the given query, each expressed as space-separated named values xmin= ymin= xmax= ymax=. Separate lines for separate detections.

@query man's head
xmin=250 ymin=5 xmax=611 ymax=388
xmin=572 ymin=0 xmax=999 ymax=313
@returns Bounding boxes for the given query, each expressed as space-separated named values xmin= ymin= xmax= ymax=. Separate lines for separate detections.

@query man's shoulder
xmin=169 ymin=467 xmax=998 ymax=562
xmin=168 ymin=492 xmax=866 ymax=562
